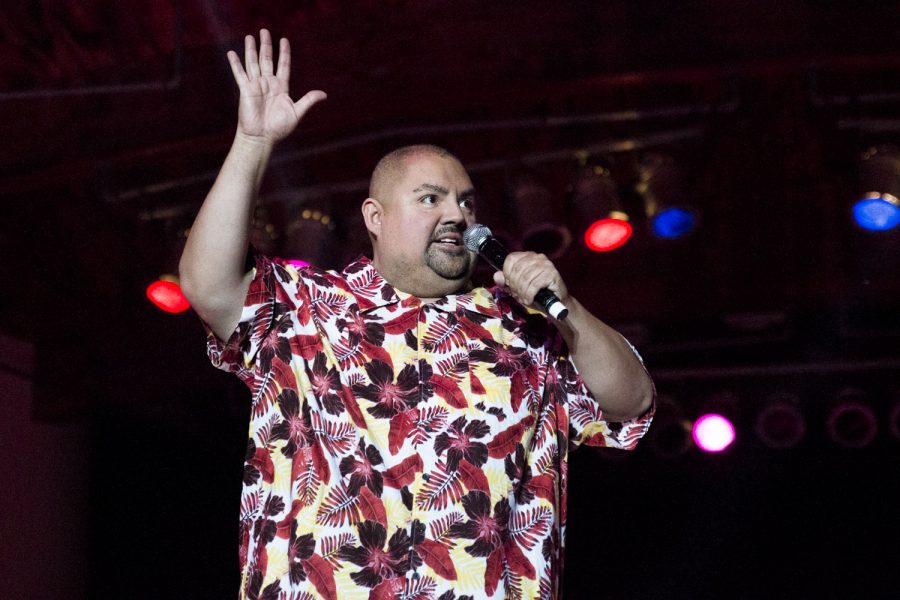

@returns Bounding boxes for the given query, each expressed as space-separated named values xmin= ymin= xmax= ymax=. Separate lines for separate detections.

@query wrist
xmin=233 ymin=130 xmax=278 ymax=151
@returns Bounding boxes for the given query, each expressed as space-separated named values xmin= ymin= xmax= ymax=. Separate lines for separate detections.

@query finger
xmin=493 ymin=271 xmax=506 ymax=287
xmin=259 ymin=29 xmax=274 ymax=76
xmin=293 ymin=90 xmax=328 ymax=119
xmin=245 ymin=34 xmax=261 ymax=78
xmin=276 ymin=38 xmax=291 ymax=82
xmin=226 ymin=50 xmax=248 ymax=86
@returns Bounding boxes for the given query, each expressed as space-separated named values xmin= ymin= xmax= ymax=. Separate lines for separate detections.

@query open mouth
xmin=432 ymin=234 xmax=463 ymax=247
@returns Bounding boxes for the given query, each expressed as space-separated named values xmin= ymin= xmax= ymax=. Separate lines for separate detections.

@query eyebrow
xmin=412 ymin=183 xmax=477 ymax=199
xmin=412 ymin=183 xmax=450 ymax=195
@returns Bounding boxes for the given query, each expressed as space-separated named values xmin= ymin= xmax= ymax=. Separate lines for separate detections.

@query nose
xmin=441 ymin=197 xmax=467 ymax=225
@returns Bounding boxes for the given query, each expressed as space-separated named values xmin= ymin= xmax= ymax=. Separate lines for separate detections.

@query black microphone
xmin=463 ymin=223 xmax=569 ymax=320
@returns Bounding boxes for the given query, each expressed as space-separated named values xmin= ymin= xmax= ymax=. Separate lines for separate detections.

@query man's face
xmin=370 ymin=153 xmax=478 ymax=298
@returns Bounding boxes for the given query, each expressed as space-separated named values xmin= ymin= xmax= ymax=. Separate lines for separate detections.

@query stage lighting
xmin=635 ymin=153 xmax=698 ymax=240
xmin=507 ymin=171 xmax=571 ymax=258
xmin=853 ymin=146 xmax=900 ymax=232
xmin=754 ymin=393 xmax=806 ymax=449
xmin=249 ymin=202 xmax=280 ymax=256
xmin=827 ymin=388 xmax=877 ymax=449
xmin=693 ymin=413 xmax=736 ymax=453
xmin=569 ymin=162 xmax=632 ymax=252
xmin=146 ymin=275 xmax=190 ymax=313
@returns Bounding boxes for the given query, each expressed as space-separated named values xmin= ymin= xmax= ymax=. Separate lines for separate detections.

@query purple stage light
xmin=692 ymin=413 xmax=736 ymax=452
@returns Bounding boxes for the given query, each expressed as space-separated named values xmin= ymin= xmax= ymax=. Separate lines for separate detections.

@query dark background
xmin=2 ymin=1 xmax=900 ymax=598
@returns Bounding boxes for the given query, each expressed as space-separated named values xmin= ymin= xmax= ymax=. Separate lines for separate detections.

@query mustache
xmin=431 ymin=225 xmax=465 ymax=239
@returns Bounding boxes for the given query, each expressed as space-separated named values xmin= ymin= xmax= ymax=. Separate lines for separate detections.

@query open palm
xmin=227 ymin=29 xmax=326 ymax=143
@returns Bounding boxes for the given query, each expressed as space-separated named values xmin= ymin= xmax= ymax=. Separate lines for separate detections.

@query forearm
xmin=554 ymin=296 xmax=655 ymax=421
xmin=179 ymin=133 xmax=274 ymax=331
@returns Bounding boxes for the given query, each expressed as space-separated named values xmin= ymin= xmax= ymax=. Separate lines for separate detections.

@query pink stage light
xmin=692 ymin=413 xmax=736 ymax=452
xmin=287 ymin=259 xmax=311 ymax=268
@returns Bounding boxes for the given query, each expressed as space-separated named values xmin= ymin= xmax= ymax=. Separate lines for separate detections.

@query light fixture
xmin=507 ymin=171 xmax=571 ymax=258
xmin=146 ymin=275 xmax=190 ymax=313
xmin=853 ymin=146 xmax=900 ymax=232
xmin=827 ymin=388 xmax=877 ymax=449
xmin=635 ymin=153 xmax=698 ymax=240
xmin=754 ymin=393 xmax=805 ymax=449
xmin=568 ymin=155 xmax=632 ymax=252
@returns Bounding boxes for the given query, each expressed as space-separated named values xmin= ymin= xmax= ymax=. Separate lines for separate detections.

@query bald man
xmin=181 ymin=30 xmax=654 ymax=600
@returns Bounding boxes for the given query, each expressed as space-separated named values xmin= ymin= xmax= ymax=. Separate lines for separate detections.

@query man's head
xmin=362 ymin=145 xmax=478 ymax=299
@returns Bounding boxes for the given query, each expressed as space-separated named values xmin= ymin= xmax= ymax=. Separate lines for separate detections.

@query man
xmin=180 ymin=30 xmax=654 ymax=600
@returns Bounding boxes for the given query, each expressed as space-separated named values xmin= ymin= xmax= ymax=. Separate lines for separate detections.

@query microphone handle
xmin=477 ymin=238 xmax=569 ymax=320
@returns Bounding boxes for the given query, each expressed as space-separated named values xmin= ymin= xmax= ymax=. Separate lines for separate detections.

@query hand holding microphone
xmin=463 ymin=224 xmax=569 ymax=320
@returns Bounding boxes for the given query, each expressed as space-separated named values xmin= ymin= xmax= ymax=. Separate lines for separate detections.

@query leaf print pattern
xmin=203 ymin=254 xmax=654 ymax=599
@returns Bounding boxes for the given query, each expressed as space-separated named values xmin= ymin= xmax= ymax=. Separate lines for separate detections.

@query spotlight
xmin=853 ymin=146 xmax=900 ymax=232
xmin=754 ymin=393 xmax=805 ymax=449
xmin=827 ymin=388 xmax=877 ymax=449
xmin=569 ymin=159 xmax=632 ymax=252
xmin=146 ymin=275 xmax=190 ymax=313
xmin=507 ymin=171 xmax=571 ymax=258
xmin=635 ymin=153 xmax=698 ymax=240
xmin=693 ymin=413 xmax=736 ymax=453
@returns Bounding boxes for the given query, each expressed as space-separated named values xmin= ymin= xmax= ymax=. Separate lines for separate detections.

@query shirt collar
xmin=343 ymin=256 xmax=502 ymax=319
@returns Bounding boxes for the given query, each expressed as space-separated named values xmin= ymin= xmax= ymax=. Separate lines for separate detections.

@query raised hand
xmin=226 ymin=29 xmax=326 ymax=144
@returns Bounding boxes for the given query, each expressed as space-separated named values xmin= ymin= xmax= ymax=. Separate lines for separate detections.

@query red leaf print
xmin=528 ymin=473 xmax=556 ymax=503
xmin=431 ymin=373 xmax=468 ymax=409
xmin=357 ymin=486 xmax=387 ymax=526
xmin=509 ymin=369 xmax=526 ymax=413
xmin=370 ymin=576 xmax=405 ymax=600
xmin=340 ymin=385 xmax=367 ymax=429
xmin=293 ymin=334 xmax=322 ymax=360
xmin=458 ymin=460 xmax=490 ymax=494
xmin=249 ymin=447 xmax=275 ymax=484
xmin=361 ymin=340 xmax=394 ymax=371
xmin=487 ymin=416 xmax=535 ymax=459
xmin=484 ymin=548 xmax=502 ymax=597
xmin=383 ymin=309 xmax=419 ymax=335
xmin=505 ymin=541 xmax=536 ymax=579
xmin=388 ymin=409 xmax=416 ymax=455
xmin=300 ymin=553 xmax=337 ymax=600
xmin=470 ymin=371 xmax=486 ymax=395
xmin=416 ymin=538 xmax=457 ymax=580
xmin=457 ymin=315 xmax=493 ymax=343
xmin=275 ymin=500 xmax=304 ymax=539
xmin=383 ymin=454 xmax=423 ymax=489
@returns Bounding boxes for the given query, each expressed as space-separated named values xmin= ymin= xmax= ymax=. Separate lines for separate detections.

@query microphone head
xmin=463 ymin=223 xmax=492 ymax=252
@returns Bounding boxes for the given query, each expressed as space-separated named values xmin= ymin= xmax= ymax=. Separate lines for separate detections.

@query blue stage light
xmin=852 ymin=194 xmax=900 ymax=231
xmin=651 ymin=207 xmax=697 ymax=239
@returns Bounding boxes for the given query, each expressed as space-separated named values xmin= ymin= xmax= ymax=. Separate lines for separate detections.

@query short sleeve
xmin=562 ymin=339 xmax=655 ymax=451
xmin=203 ymin=254 xmax=279 ymax=376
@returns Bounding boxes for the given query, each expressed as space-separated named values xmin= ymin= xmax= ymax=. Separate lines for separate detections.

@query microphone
xmin=463 ymin=223 xmax=569 ymax=320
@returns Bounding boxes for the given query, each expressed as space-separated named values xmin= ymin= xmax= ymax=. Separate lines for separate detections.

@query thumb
xmin=493 ymin=271 xmax=506 ymax=287
xmin=293 ymin=90 xmax=327 ymax=118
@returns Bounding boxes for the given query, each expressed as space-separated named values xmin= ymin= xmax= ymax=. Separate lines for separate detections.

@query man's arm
xmin=179 ymin=29 xmax=326 ymax=340
xmin=494 ymin=252 xmax=655 ymax=422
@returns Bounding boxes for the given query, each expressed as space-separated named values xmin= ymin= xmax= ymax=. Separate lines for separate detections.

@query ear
xmin=361 ymin=197 xmax=383 ymax=237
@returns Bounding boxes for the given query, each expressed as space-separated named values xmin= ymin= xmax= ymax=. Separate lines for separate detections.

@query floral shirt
xmin=206 ymin=255 xmax=653 ymax=600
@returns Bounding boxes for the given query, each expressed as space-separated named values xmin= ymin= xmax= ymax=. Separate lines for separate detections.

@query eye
xmin=459 ymin=197 xmax=476 ymax=211
xmin=420 ymin=194 xmax=438 ymax=205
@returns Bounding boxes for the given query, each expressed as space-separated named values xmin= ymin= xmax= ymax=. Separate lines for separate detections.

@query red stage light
xmin=584 ymin=217 xmax=632 ymax=252
xmin=146 ymin=278 xmax=191 ymax=313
